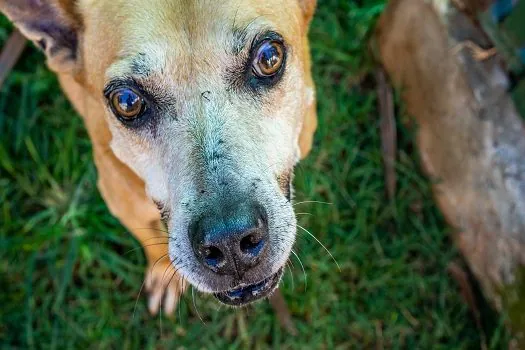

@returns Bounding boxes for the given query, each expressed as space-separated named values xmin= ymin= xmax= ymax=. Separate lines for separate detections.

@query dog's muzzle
xmin=189 ymin=199 xmax=283 ymax=305
xmin=214 ymin=267 xmax=284 ymax=306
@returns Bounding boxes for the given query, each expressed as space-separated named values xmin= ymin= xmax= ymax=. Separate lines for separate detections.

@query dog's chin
xmin=213 ymin=267 xmax=284 ymax=307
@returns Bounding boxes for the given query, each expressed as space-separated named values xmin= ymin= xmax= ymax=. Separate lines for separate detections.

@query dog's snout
xmin=191 ymin=203 xmax=269 ymax=277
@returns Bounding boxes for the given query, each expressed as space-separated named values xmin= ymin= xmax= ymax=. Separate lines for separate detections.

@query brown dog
xmin=1 ymin=0 xmax=317 ymax=315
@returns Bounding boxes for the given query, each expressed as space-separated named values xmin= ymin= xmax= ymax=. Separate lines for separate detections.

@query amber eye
xmin=109 ymin=88 xmax=145 ymax=120
xmin=252 ymin=40 xmax=285 ymax=77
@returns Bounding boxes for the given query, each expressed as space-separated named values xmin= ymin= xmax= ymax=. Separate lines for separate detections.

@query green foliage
xmin=0 ymin=1 xmax=511 ymax=348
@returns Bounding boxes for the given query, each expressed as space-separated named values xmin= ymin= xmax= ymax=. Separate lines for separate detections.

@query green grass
xmin=0 ymin=1 xmax=512 ymax=348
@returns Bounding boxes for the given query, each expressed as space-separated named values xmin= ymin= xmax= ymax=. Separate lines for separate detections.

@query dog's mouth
xmin=213 ymin=267 xmax=284 ymax=306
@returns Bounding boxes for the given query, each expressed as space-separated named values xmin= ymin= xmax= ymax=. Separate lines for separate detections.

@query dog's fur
xmin=1 ymin=0 xmax=317 ymax=314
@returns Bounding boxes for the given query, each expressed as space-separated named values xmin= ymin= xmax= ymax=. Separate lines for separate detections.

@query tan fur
xmin=377 ymin=0 xmax=525 ymax=333
xmin=59 ymin=73 xmax=183 ymax=313
xmin=2 ymin=0 xmax=317 ymax=314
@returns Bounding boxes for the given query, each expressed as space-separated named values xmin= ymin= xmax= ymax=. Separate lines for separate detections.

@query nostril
xmin=240 ymin=233 xmax=265 ymax=257
xmin=191 ymin=206 xmax=269 ymax=274
xmin=203 ymin=246 xmax=224 ymax=268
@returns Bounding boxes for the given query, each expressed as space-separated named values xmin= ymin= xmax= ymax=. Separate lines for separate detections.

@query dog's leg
xmin=57 ymin=73 xmax=185 ymax=316
xmin=93 ymin=146 xmax=186 ymax=316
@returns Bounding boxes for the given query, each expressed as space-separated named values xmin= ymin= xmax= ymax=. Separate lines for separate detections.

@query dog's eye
xmin=252 ymin=40 xmax=285 ymax=77
xmin=109 ymin=88 xmax=145 ymax=120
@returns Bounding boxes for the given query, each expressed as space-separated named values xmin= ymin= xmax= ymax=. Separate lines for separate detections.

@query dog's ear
xmin=0 ymin=0 xmax=81 ymax=73
xmin=298 ymin=0 xmax=316 ymax=24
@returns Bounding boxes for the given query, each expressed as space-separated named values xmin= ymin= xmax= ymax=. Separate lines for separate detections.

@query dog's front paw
xmin=145 ymin=262 xmax=186 ymax=316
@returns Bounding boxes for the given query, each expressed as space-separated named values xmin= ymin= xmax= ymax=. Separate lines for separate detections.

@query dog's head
xmin=2 ymin=0 xmax=317 ymax=306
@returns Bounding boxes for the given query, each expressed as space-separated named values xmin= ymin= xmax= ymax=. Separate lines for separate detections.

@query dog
xmin=1 ymin=0 xmax=318 ymax=315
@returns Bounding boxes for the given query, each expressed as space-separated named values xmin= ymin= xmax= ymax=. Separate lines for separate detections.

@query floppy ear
xmin=298 ymin=0 xmax=317 ymax=24
xmin=0 ymin=0 xmax=81 ymax=73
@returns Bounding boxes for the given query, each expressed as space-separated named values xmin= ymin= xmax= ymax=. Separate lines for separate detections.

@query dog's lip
xmin=213 ymin=268 xmax=284 ymax=306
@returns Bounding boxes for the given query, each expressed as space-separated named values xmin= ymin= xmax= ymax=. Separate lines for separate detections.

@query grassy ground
xmin=0 ymin=1 xmax=512 ymax=349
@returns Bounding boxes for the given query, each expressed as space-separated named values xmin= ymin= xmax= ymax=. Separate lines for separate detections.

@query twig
xmin=376 ymin=67 xmax=397 ymax=200
xmin=448 ymin=261 xmax=487 ymax=350
xmin=0 ymin=29 xmax=27 ymax=88
xmin=269 ymin=288 xmax=297 ymax=336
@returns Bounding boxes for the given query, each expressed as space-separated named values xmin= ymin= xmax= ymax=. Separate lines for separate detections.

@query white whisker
xmin=293 ymin=200 xmax=333 ymax=207
xmin=291 ymin=249 xmax=307 ymax=291
xmin=192 ymin=286 xmax=206 ymax=325
xmin=286 ymin=261 xmax=295 ymax=292
xmin=297 ymin=224 xmax=341 ymax=272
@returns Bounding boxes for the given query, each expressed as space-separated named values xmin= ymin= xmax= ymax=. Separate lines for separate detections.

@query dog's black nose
xmin=190 ymin=203 xmax=268 ymax=277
